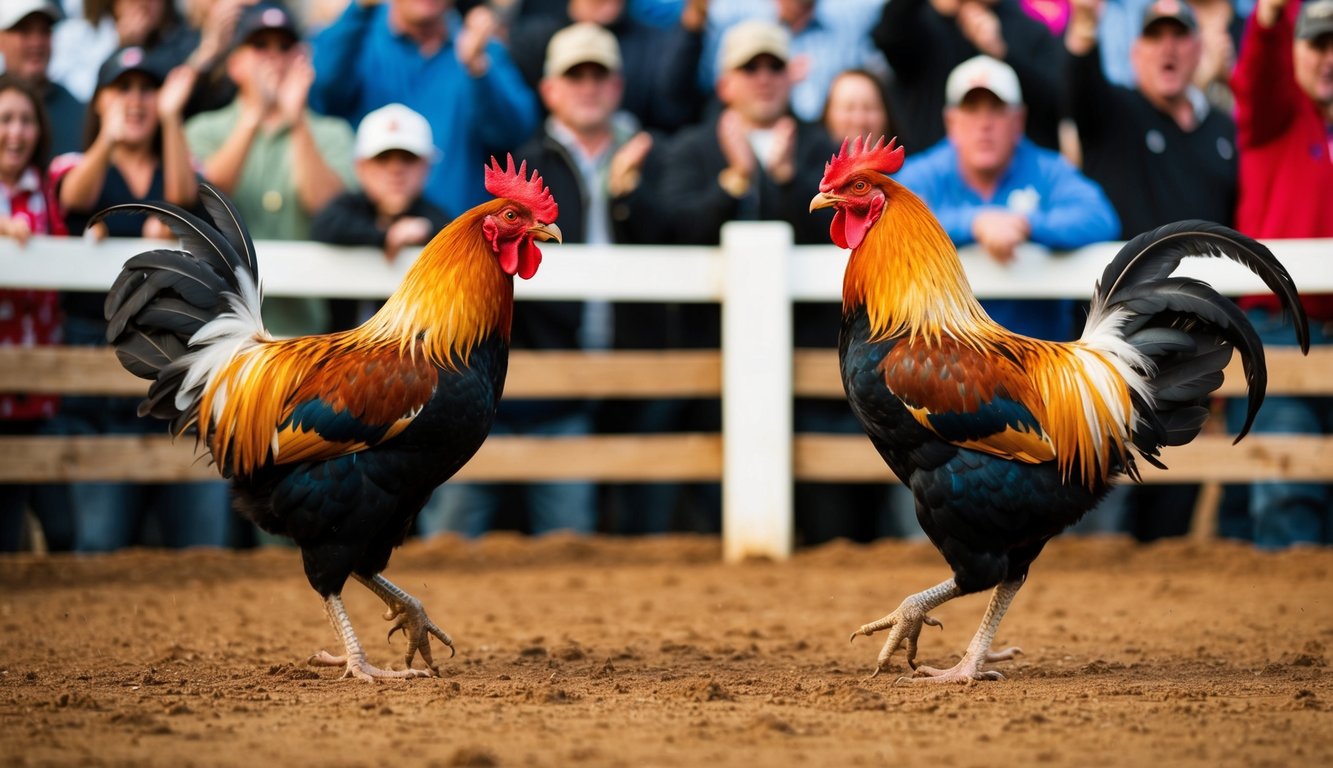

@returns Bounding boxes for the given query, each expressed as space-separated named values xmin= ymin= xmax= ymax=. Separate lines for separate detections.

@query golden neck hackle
xmin=842 ymin=182 xmax=992 ymax=346
xmin=358 ymin=201 xmax=514 ymax=368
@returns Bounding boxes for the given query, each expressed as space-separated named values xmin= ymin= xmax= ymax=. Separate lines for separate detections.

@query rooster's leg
xmin=353 ymin=573 xmax=455 ymax=675
xmin=905 ymin=578 xmax=1025 ymax=684
xmin=308 ymin=594 xmax=433 ymax=681
xmin=850 ymin=578 xmax=961 ymax=677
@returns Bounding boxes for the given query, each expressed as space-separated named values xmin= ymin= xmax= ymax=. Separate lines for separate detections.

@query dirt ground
xmin=1 ymin=534 xmax=1330 ymax=767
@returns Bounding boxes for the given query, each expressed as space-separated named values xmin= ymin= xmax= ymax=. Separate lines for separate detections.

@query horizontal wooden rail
xmin=0 ymin=347 xmax=723 ymax=399
xmin=794 ymin=433 xmax=1333 ymax=484
xmin=793 ymin=347 xmax=1331 ymax=398
xmin=0 ymin=434 xmax=723 ymax=483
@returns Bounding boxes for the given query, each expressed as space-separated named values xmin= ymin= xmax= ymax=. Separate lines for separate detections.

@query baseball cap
xmin=543 ymin=22 xmax=622 ymax=78
xmin=945 ymin=55 xmax=1023 ymax=107
xmin=232 ymin=1 xmax=300 ymax=49
xmin=719 ymin=20 xmax=790 ymax=72
xmin=0 ymin=0 xmax=62 ymax=30
xmin=96 ymin=46 xmax=163 ymax=91
xmin=355 ymin=103 xmax=438 ymax=161
xmin=1297 ymin=0 xmax=1333 ymax=41
xmin=1140 ymin=0 xmax=1197 ymax=34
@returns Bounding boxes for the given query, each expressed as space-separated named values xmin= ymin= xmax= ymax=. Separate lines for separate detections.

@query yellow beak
xmin=528 ymin=222 xmax=563 ymax=243
xmin=809 ymin=192 xmax=844 ymax=213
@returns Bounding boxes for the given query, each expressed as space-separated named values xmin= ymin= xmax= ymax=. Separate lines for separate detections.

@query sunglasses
xmin=739 ymin=58 xmax=786 ymax=75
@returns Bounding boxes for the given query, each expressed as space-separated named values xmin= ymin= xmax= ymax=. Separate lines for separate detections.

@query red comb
xmin=819 ymin=135 xmax=904 ymax=193
xmin=484 ymin=154 xmax=559 ymax=223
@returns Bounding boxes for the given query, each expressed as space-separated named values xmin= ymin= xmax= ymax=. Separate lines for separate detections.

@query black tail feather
xmin=1100 ymin=221 xmax=1309 ymax=464
xmin=97 ymin=185 xmax=260 ymax=428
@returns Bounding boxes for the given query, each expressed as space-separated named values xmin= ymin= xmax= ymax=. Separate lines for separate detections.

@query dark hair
xmin=81 ymin=70 xmax=164 ymax=155
xmin=84 ymin=0 xmax=181 ymax=41
xmin=0 ymin=73 xmax=53 ymax=172
xmin=820 ymin=69 xmax=902 ymax=144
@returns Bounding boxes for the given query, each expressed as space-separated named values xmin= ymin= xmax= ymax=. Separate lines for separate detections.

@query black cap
xmin=1297 ymin=0 xmax=1333 ymax=41
xmin=96 ymin=46 xmax=164 ymax=91
xmin=1140 ymin=0 xmax=1197 ymax=34
xmin=232 ymin=1 xmax=300 ymax=50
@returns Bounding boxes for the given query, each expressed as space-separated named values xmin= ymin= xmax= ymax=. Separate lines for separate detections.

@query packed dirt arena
xmin=2 ymin=533 xmax=1331 ymax=767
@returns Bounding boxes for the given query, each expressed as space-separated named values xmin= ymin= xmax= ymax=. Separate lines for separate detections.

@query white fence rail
xmin=2 ymin=227 xmax=1330 ymax=562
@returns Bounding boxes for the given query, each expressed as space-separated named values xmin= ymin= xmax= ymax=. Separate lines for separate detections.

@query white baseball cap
xmin=1 ymin=0 xmax=62 ymax=30
xmin=945 ymin=55 xmax=1023 ymax=108
xmin=354 ymin=104 xmax=438 ymax=161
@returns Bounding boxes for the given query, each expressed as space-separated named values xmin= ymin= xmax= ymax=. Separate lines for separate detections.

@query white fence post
xmin=720 ymin=221 xmax=794 ymax=562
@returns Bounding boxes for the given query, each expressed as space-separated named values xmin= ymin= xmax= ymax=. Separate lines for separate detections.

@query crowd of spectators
xmin=0 ymin=0 xmax=1328 ymax=552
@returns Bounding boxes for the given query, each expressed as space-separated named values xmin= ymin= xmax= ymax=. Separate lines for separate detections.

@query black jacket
xmin=657 ymin=113 xmax=838 ymax=348
xmin=1068 ymin=45 xmax=1237 ymax=239
xmin=873 ymin=0 xmax=1067 ymax=153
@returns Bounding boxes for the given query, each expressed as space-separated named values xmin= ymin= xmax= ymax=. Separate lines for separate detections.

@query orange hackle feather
xmin=196 ymin=201 xmax=516 ymax=477
xmin=836 ymin=147 xmax=1138 ymax=488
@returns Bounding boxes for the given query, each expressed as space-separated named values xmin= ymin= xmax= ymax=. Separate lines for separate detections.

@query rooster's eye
xmin=853 ymin=180 xmax=869 ymax=193
xmin=503 ymin=210 xmax=517 ymax=221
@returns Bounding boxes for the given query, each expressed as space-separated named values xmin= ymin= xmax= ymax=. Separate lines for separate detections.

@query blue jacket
xmin=311 ymin=3 xmax=539 ymax=215
xmin=895 ymin=137 xmax=1120 ymax=340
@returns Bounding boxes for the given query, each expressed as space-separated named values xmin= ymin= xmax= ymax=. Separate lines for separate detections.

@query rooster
xmin=96 ymin=157 xmax=561 ymax=681
xmin=809 ymin=136 xmax=1309 ymax=683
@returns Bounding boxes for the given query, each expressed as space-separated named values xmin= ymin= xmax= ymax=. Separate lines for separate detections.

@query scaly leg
xmin=850 ymin=578 xmax=961 ymax=677
xmin=307 ymin=594 xmax=433 ymax=681
xmin=905 ymin=578 xmax=1025 ymax=684
xmin=354 ymin=573 xmax=455 ymax=675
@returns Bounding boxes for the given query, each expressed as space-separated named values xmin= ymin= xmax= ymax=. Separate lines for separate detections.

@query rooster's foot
xmin=847 ymin=584 xmax=954 ymax=674
xmin=307 ymin=650 xmax=433 ymax=682
xmin=383 ymin=596 xmax=455 ymax=675
xmin=897 ymin=647 xmax=1022 ymax=684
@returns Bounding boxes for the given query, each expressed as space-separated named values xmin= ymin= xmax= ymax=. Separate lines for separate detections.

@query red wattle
xmin=517 ymin=240 xmax=543 ymax=280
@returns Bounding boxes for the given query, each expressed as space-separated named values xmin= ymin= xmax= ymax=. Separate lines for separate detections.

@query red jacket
xmin=1233 ymin=3 xmax=1333 ymax=239
xmin=1231 ymin=3 xmax=1333 ymax=318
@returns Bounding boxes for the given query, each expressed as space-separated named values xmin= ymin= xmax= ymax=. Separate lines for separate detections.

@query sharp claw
xmin=924 ymin=616 xmax=943 ymax=629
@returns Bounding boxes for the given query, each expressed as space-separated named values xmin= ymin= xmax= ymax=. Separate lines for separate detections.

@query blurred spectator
xmin=1066 ymin=0 xmax=1237 ymax=238
xmin=820 ymin=67 xmax=896 ymax=143
xmin=48 ymin=47 xmax=231 ymax=553
xmin=1225 ymin=0 xmax=1333 ymax=547
xmin=0 ymin=73 xmax=74 ymax=552
xmin=509 ymin=0 xmax=705 ymax=132
xmin=186 ymin=1 xmax=355 ymax=337
xmin=895 ymin=55 xmax=1119 ymax=342
xmin=660 ymin=20 xmax=837 ymax=535
xmin=50 ymin=0 xmax=196 ymax=103
xmin=701 ymin=0 xmax=888 ymax=122
xmin=425 ymin=23 xmax=657 ymax=538
xmin=311 ymin=102 xmax=451 ymax=328
xmin=499 ymin=22 xmax=676 ymax=535
xmin=1069 ymin=0 xmax=1240 ymax=540
xmin=872 ymin=0 xmax=1068 ymax=154
xmin=662 ymin=20 xmax=834 ymax=247
xmin=310 ymin=0 xmax=538 ymax=217
xmin=0 ymin=0 xmax=85 ymax=154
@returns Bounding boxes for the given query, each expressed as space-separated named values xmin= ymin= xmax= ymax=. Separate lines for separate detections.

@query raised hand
xmin=457 ymin=5 xmax=497 ymax=76
xmin=157 ymin=66 xmax=199 ymax=122
xmin=957 ymin=1 xmax=1007 ymax=59
xmin=717 ymin=108 xmax=757 ymax=196
xmin=765 ymin=116 xmax=798 ymax=185
xmin=275 ymin=50 xmax=314 ymax=126
xmin=609 ymin=131 xmax=653 ymax=197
